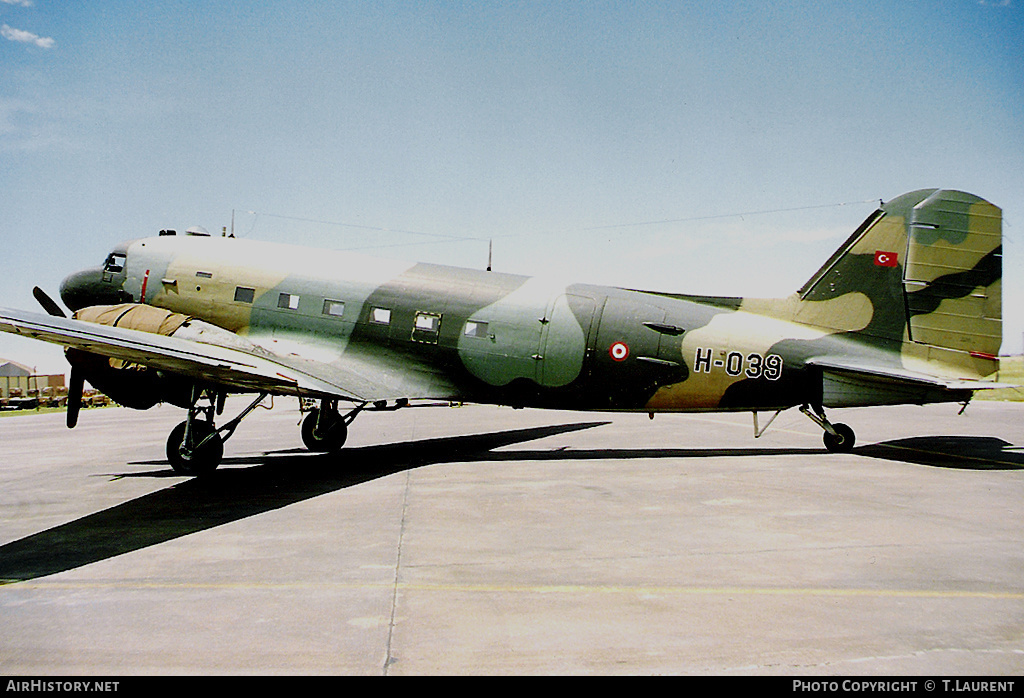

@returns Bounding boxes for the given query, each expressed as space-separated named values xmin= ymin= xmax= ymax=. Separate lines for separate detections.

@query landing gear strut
xmin=166 ymin=387 xmax=268 ymax=476
xmin=166 ymin=418 xmax=222 ymax=476
xmin=800 ymin=404 xmax=856 ymax=453
xmin=301 ymin=399 xmax=365 ymax=452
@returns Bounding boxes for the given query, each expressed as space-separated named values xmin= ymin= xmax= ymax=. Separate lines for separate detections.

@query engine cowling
xmin=70 ymin=304 xmax=199 ymax=409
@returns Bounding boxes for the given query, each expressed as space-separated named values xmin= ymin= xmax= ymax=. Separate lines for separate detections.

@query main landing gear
xmin=165 ymin=391 xmax=398 ymax=476
xmin=162 ymin=389 xmax=444 ymax=476
xmin=166 ymin=387 xmax=269 ymax=476
xmin=800 ymin=404 xmax=856 ymax=453
xmin=300 ymin=398 xmax=365 ymax=452
xmin=298 ymin=397 xmax=410 ymax=452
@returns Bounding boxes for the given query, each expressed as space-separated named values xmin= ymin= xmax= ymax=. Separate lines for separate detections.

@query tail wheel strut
xmin=800 ymin=404 xmax=856 ymax=453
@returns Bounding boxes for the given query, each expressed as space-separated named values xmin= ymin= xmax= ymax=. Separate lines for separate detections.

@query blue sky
xmin=2 ymin=1 xmax=1022 ymax=373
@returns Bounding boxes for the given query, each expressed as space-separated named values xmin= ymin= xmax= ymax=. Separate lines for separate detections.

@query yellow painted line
xmin=410 ymin=583 xmax=1024 ymax=600
xmin=4 ymin=579 xmax=1023 ymax=600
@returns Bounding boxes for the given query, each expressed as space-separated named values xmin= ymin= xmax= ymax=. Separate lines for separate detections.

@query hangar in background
xmin=0 ymin=359 xmax=66 ymax=406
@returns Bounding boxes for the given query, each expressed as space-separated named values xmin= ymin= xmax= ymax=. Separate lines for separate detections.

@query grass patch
xmin=977 ymin=355 xmax=1024 ymax=401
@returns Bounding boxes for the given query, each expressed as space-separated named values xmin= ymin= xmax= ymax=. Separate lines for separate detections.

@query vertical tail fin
xmin=764 ymin=189 xmax=1002 ymax=374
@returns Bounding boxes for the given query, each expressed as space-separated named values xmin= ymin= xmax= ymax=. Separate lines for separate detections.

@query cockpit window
xmin=103 ymin=253 xmax=127 ymax=273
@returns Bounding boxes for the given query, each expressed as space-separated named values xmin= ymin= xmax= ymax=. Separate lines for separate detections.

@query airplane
xmin=0 ymin=188 xmax=1007 ymax=476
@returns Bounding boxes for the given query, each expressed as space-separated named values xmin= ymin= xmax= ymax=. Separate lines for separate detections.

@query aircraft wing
xmin=0 ymin=306 xmax=395 ymax=402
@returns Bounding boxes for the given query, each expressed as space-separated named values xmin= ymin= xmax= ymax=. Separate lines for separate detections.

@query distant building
xmin=0 ymin=359 xmax=66 ymax=401
xmin=0 ymin=360 xmax=31 ymax=378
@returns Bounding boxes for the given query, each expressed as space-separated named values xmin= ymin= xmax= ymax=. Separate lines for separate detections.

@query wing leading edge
xmin=0 ymin=306 xmax=387 ymax=402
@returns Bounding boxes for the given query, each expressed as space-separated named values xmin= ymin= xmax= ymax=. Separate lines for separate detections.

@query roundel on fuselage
xmin=609 ymin=341 xmax=629 ymax=362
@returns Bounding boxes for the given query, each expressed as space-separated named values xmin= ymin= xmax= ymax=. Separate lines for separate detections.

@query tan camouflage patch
xmin=742 ymin=292 xmax=874 ymax=334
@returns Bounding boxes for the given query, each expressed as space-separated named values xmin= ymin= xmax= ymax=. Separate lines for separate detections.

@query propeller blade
xmin=33 ymin=286 xmax=67 ymax=318
xmin=66 ymin=367 xmax=83 ymax=429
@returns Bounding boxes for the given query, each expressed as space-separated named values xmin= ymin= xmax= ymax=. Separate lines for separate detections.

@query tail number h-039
xmin=693 ymin=348 xmax=784 ymax=380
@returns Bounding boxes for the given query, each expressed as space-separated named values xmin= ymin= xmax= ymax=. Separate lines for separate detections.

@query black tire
xmin=166 ymin=420 xmax=223 ymax=476
xmin=301 ymin=408 xmax=348 ymax=452
xmin=823 ymin=423 xmax=855 ymax=453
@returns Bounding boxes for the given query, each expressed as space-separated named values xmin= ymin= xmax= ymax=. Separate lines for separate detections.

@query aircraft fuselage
xmin=59 ymin=233 xmax=948 ymax=415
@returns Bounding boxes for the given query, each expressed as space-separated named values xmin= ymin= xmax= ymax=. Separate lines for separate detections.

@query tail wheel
xmin=301 ymin=408 xmax=348 ymax=452
xmin=167 ymin=420 xmax=223 ymax=476
xmin=823 ymin=423 xmax=856 ymax=453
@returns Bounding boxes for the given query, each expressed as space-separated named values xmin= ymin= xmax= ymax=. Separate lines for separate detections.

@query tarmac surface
xmin=0 ymin=398 xmax=1022 ymax=675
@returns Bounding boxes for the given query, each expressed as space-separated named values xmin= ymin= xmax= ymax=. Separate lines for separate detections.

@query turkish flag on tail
xmin=874 ymin=251 xmax=898 ymax=267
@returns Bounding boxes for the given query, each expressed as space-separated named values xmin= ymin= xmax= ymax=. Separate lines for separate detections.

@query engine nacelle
xmin=66 ymin=348 xmax=194 ymax=409
xmin=70 ymin=304 xmax=215 ymax=410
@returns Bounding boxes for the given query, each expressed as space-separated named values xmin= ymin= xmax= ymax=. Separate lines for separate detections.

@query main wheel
xmin=166 ymin=420 xmax=224 ymax=476
xmin=822 ymin=423 xmax=855 ymax=453
xmin=301 ymin=408 xmax=348 ymax=452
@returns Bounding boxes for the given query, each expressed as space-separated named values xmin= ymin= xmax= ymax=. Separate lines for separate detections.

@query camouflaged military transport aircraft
xmin=0 ymin=189 xmax=1008 ymax=475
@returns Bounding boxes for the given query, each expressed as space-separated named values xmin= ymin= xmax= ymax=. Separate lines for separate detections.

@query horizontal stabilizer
xmin=807 ymin=356 xmax=1014 ymax=408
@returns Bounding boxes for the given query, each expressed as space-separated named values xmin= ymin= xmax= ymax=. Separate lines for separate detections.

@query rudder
xmin=902 ymin=189 xmax=1002 ymax=359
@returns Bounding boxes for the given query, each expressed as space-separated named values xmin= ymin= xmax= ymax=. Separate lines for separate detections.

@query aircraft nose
xmin=59 ymin=267 xmax=128 ymax=311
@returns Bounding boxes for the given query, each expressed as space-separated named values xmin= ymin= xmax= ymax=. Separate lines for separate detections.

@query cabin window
xmin=322 ymin=299 xmax=345 ymax=317
xmin=412 ymin=312 xmax=442 ymax=344
xmin=278 ymin=293 xmax=300 ymax=310
xmin=234 ymin=286 xmax=255 ymax=304
xmin=371 ymin=307 xmax=391 ymax=325
xmin=415 ymin=313 xmax=440 ymax=332
xmin=464 ymin=320 xmax=489 ymax=338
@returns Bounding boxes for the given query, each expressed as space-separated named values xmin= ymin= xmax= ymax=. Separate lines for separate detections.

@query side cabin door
xmin=458 ymin=289 xmax=597 ymax=391
xmin=457 ymin=291 xmax=548 ymax=389
xmin=537 ymin=293 xmax=598 ymax=387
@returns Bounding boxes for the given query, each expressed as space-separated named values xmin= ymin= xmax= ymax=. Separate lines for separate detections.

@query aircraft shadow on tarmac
xmin=854 ymin=435 xmax=1024 ymax=471
xmin=1 ymin=425 xmax=1020 ymax=583
xmin=0 ymin=421 xmax=605 ymax=583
